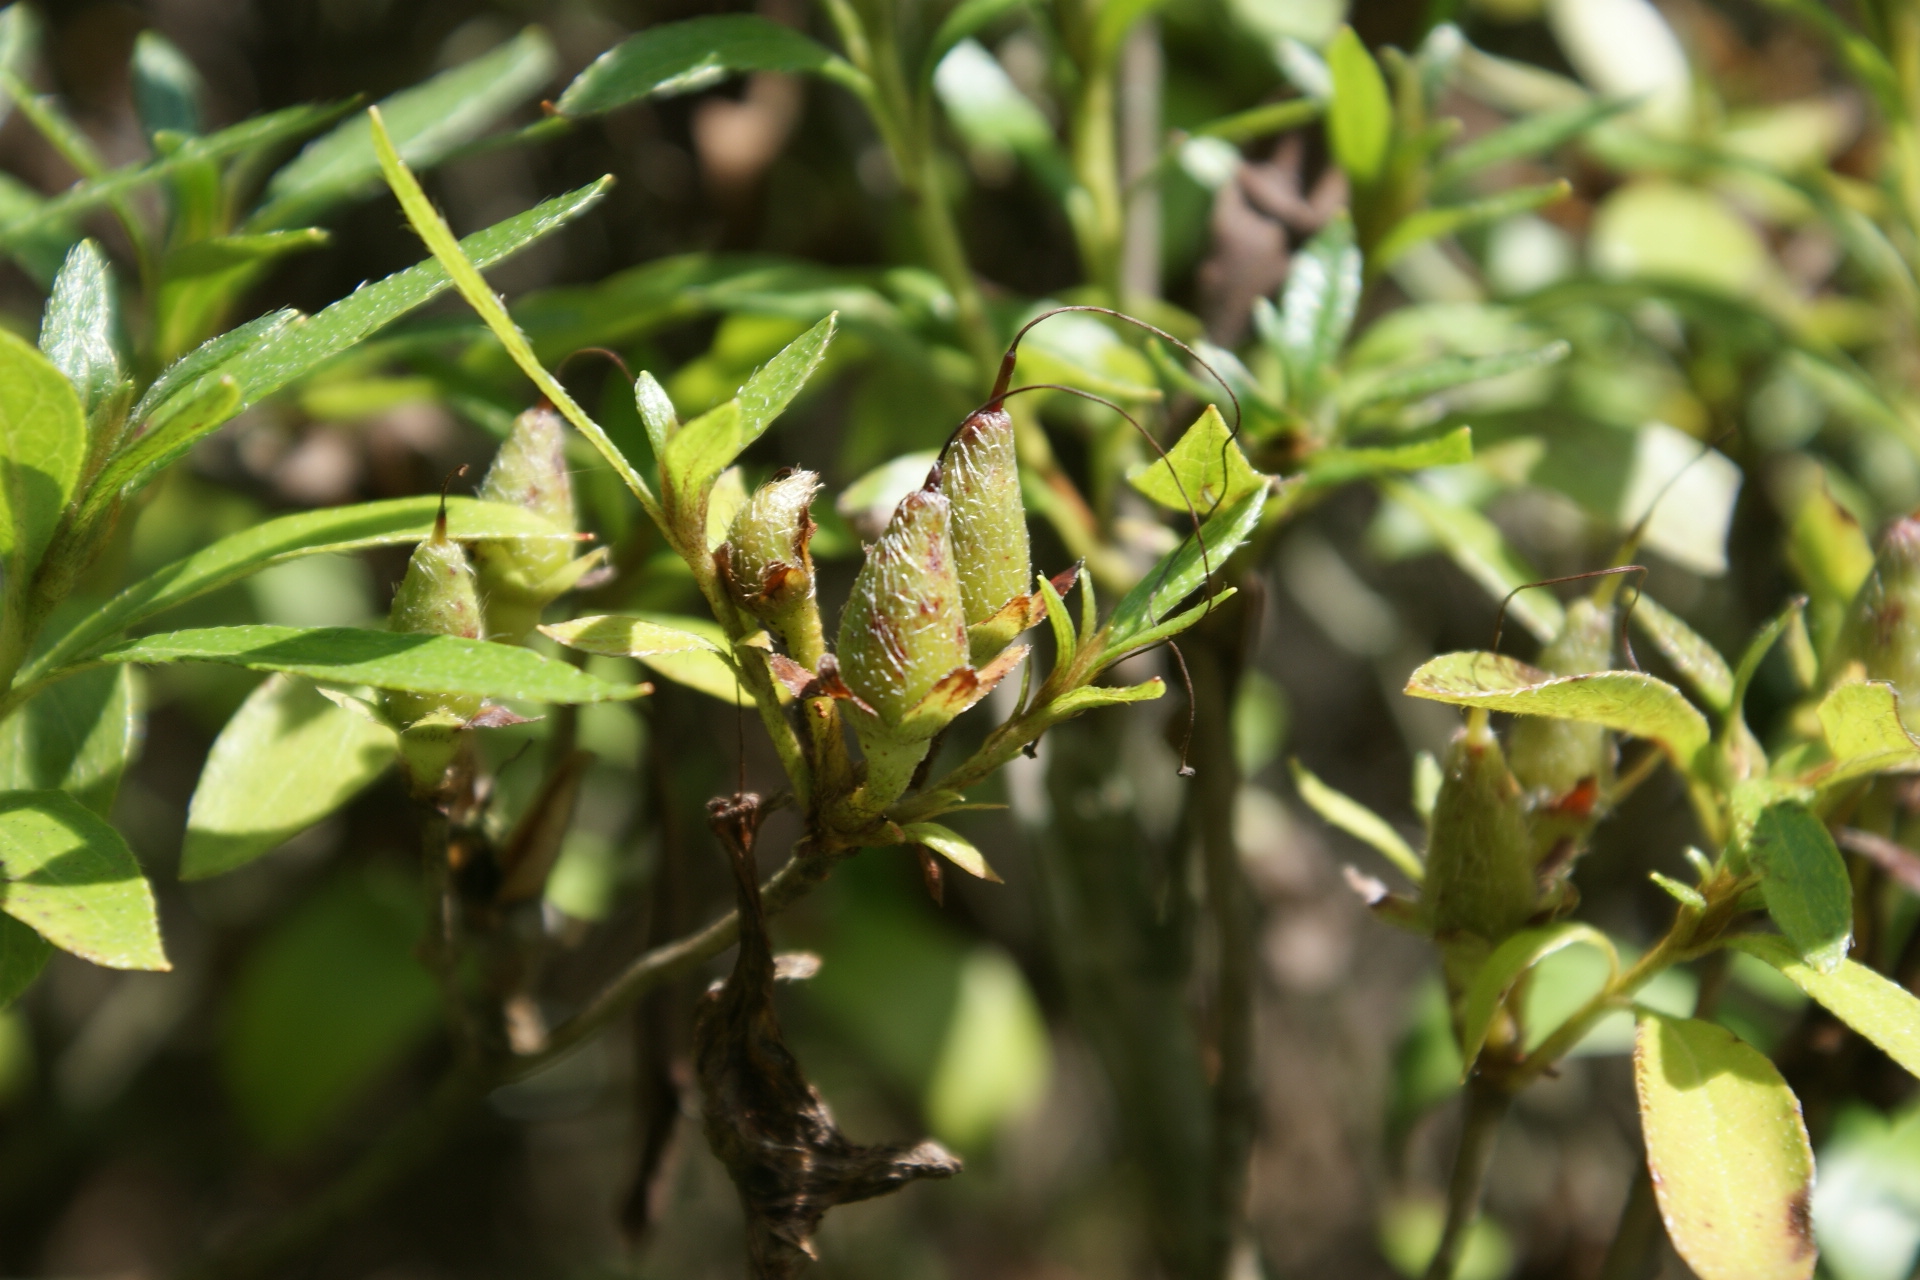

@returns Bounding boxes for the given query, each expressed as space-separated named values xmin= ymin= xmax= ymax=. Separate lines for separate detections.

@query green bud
xmin=1834 ymin=515 xmax=1920 ymax=724
xmin=1508 ymin=599 xmax=1616 ymax=800
xmin=1425 ymin=716 xmax=1536 ymax=947
xmin=940 ymin=407 xmax=1033 ymax=663
xmin=472 ymin=406 xmax=580 ymax=643
xmin=387 ymin=509 xmax=483 ymax=788
xmin=721 ymin=469 xmax=821 ymax=645
xmin=838 ymin=478 xmax=968 ymax=726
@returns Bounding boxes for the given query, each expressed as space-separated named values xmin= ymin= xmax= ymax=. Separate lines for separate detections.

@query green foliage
xmin=0 ymin=791 xmax=166 ymax=970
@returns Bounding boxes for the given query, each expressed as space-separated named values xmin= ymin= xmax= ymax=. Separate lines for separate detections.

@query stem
xmin=1117 ymin=20 xmax=1163 ymax=307
xmin=1422 ymin=1080 xmax=1511 ymax=1280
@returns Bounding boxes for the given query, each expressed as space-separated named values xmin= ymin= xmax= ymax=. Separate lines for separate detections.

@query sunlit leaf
xmin=540 ymin=615 xmax=724 ymax=658
xmin=182 ymin=675 xmax=398 ymax=881
xmin=1126 ymin=405 xmax=1265 ymax=514
xmin=1276 ymin=213 xmax=1361 ymax=404
xmin=98 ymin=625 xmax=647 ymax=703
xmin=1458 ymin=923 xmax=1617 ymax=1069
xmin=1433 ymin=98 xmax=1632 ymax=186
xmin=0 ymin=665 xmax=136 ymax=815
xmin=252 ymin=28 xmax=556 ymax=228
xmin=1731 ymin=934 xmax=1920 ymax=1080
xmin=1102 ymin=487 xmax=1264 ymax=656
xmin=1630 ymin=595 xmax=1735 ymax=713
xmin=556 ymin=15 xmax=866 ymax=117
xmin=1374 ymin=182 xmax=1571 ymax=268
xmin=1813 ymin=681 xmax=1920 ymax=789
xmin=1326 ymin=27 xmax=1390 ymax=185
xmin=1289 ymin=758 xmax=1422 ymax=883
xmin=1306 ymin=426 xmax=1474 ymax=489
xmin=38 ymin=239 xmax=120 ymax=412
xmin=1405 ymin=652 xmax=1710 ymax=765
xmin=1747 ymin=802 xmax=1852 ymax=974
xmin=903 ymin=821 xmax=1002 ymax=882
xmin=131 ymin=30 xmax=204 ymax=138
xmin=0 ymin=326 xmax=83 ymax=580
xmin=0 ymin=790 xmax=167 ymax=970
xmin=1634 ymin=1013 xmax=1817 ymax=1280
xmin=1336 ymin=345 xmax=1568 ymax=414
xmin=1377 ymin=477 xmax=1563 ymax=642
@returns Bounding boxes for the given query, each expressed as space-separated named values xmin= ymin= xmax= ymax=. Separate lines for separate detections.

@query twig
xmin=1422 ymin=1080 xmax=1512 ymax=1280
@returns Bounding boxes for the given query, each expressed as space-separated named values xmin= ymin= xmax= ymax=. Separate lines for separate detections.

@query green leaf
xmin=926 ymin=0 xmax=1032 ymax=74
xmin=539 ymin=614 xmax=723 ymax=658
xmin=1747 ymin=801 xmax=1853 ymax=973
xmin=1433 ymin=98 xmax=1631 ymax=186
xmin=1336 ymin=344 xmax=1568 ymax=414
xmin=0 ymin=325 xmax=84 ymax=579
xmin=221 ymin=868 xmax=438 ymax=1153
xmin=635 ymin=370 xmax=677 ymax=455
xmin=1379 ymin=477 xmax=1564 ymax=641
xmin=0 ymin=102 xmax=346 ymax=251
xmin=129 ymin=307 xmax=294 ymax=426
xmin=661 ymin=313 xmax=837 ymax=506
xmin=1630 ymin=595 xmax=1735 ymax=713
xmin=1276 ymin=213 xmax=1361 ymax=405
xmin=0 ymin=790 xmax=168 ymax=970
xmin=153 ymin=229 xmax=329 ymax=363
xmin=1374 ymin=181 xmax=1572 ymax=268
xmin=103 ymin=178 xmax=610 ymax=500
xmin=1102 ymin=486 xmax=1265 ymax=656
xmin=27 ymin=495 xmax=564 ymax=681
xmin=0 ymin=665 xmax=137 ymax=814
xmin=1326 ymin=27 xmax=1390 ymax=185
xmin=97 ymin=625 xmax=647 ymax=703
xmin=251 ymin=28 xmax=556 ymax=229
xmin=1047 ymin=678 xmax=1166 ymax=718
xmin=131 ymin=30 xmax=205 ymax=138
xmin=902 ymin=821 xmax=1002 ymax=882
xmin=1289 ymin=758 xmax=1423 ymax=883
xmin=87 ymin=374 xmax=240 ymax=506
xmin=1190 ymin=98 xmax=1323 ymax=144
xmin=1787 ymin=481 xmax=1872 ymax=636
xmin=1126 ymin=405 xmax=1265 ymax=514
xmin=1813 ymin=680 xmax=1920 ymax=789
xmin=543 ymin=611 xmax=747 ymax=704
xmin=1305 ymin=426 xmax=1474 ymax=488
xmin=555 ymin=15 xmax=867 ymax=117
xmin=1730 ymin=934 xmax=1920 ymax=1080
xmin=370 ymin=116 xmax=657 ymax=518
xmin=182 ymin=675 xmax=397 ymax=881
xmin=0 ymin=914 xmax=50 ymax=1008
xmin=38 ymin=239 xmax=120 ymax=412
xmin=1633 ymin=1013 xmax=1817 ymax=1280
xmin=1458 ymin=923 xmax=1617 ymax=1068
xmin=1404 ymin=652 xmax=1711 ymax=765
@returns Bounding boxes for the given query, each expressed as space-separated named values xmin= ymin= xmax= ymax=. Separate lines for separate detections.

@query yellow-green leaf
xmin=1812 ymin=680 xmax=1920 ymax=788
xmin=1634 ymin=1013 xmax=1816 ymax=1280
xmin=1126 ymin=404 xmax=1264 ymax=514
xmin=902 ymin=821 xmax=1002 ymax=882
xmin=1405 ymin=652 xmax=1710 ymax=765
xmin=1326 ymin=27 xmax=1389 ymax=185
xmin=1459 ymin=923 xmax=1616 ymax=1069
xmin=0 ymin=790 xmax=168 ymax=971
xmin=1289 ymin=758 xmax=1422 ymax=883
xmin=1630 ymin=595 xmax=1734 ymax=713
xmin=1730 ymin=934 xmax=1920 ymax=1081
xmin=0 ymin=325 xmax=84 ymax=579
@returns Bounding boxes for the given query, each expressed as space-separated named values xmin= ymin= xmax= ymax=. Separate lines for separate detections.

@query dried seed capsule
xmin=472 ymin=406 xmax=578 ymax=643
xmin=722 ymin=470 xmax=823 ymax=659
xmin=940 ymin=407 xmax=1031 ymax=661
xmin=387 ymin=509 xmax=484 ymax=789
xmin=1834 ymin=515 xmax=1920 ymax=724
xmin=836 ymin=478 xmax=968 ymax=728
xmin=1425 ymin=715 xmax=1536 ymax=947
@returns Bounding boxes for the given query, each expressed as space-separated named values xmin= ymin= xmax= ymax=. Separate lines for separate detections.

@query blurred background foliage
xmin=7 ymin=0 xmax=1920 ymax=1276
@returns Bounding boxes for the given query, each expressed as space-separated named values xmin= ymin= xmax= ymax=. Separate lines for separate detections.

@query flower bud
xmin=387 ymin=509 xmax=483 ymax=789
xmin=1424 ymin=716 xmax=1536 ymax=947
xmin=472 ymin=406 xmax=580 ymax=643
xmin=940 ymin=407 xmax=1033 ymax=663
xmin=837 ymin=479 xmax=969 ymax=728
xmin=721 ymin=469 xmax=821 ymax=649
xmin=1834 ymin=516 xmax=1920 ymax=724
xmin=1508 ymin=600 xmax=1616 ymax=801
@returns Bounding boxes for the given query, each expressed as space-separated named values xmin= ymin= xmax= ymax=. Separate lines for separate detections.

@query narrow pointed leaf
xmin=1326 ymin=27 xmax=1389 ymax=184
xmin=0 ymin=790 xmax=168 ymax=970
xmin=98 ymin=626 xmax=647 ymax=703
xmin=556 ymin=15 xmax=867 ymax=117
xmin=540 ymin=614 xmax=724 ymax=658
xmin=1459 ymin=923 xmax=1617 ymax=1068
xmin=1304 ymin=426 xmax=1474 ymax=488
xmin=1378 ymin=477 xmax=1563 ymax=641
xmin=39 ymin=239 xmax=120 ymax=411
xmin=182 ymin=675 xmax=398 ymax=881
xmin=1630 ymin=595 xmax=1735 ymax=713
xmin=1434 ymin=98 xmax=1632 ymax=186
xmin=1103 ymin=487 xmax=1265 ymax=656
xmin=1405 ymin=652 xmax=1710 ymax=764
xmin=902 ymin=821 xmax=1001 ymax=882
xmin=1633 ymin=1013 xmax=1816 ymax=1280
xmin=1289 ymin=758 xmax=1423 ymax=883
xmin=1277 ymin=213 xmax=1361 ymax=403
xmin=1374 ymin=182 xmax=1572 ymax=268
xmin=1336 ymin=343 xmax=1568 ymax=414
xmin=253 ymin=28 xmax=556 ymax=228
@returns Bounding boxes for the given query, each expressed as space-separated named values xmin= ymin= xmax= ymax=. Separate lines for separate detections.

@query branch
xmin=1421 ymin=1081 xmax=1511 ymax=1280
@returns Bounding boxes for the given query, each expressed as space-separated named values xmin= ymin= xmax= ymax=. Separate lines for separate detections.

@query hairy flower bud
xmin=472 ymin=406 xmax=582 ymax=643
xmin=1509 ymin=600 xmax=1616 ymax=800
xmin=940 ymin=407 xmax=1032 ymax=662
xmin=837 ymin=480 xmax=968 ymax=727
xmin=722 ymin=470 xmax=823 ymax=658
xmin=1425 ymin=716 xmax=1536 ymax=947
xmin=1834 ymin=516 xmax=1920 ymax=724
xmin=387 ymin=510 xmax=483 ymax=789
